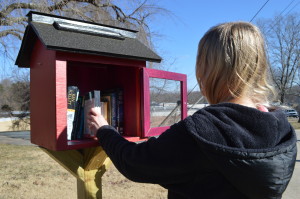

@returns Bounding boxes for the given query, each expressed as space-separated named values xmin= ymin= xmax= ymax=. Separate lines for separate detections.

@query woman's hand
xmin=87 ymin=107 xmax=109 ymax=134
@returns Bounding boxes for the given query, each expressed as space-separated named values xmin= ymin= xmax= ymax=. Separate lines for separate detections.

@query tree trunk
xmin=280 ymin=92 xmax=285 ymax=104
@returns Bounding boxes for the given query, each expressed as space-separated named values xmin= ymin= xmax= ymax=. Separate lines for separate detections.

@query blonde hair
xmin=196 ymin=22 xmax=275 ymax=105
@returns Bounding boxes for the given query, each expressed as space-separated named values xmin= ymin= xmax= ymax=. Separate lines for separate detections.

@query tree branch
xmin=0 ymin=17 xmax=27 ymax=26
xmin=129 ymin=0 xmax=148 ymax=18
xmin=0 ymin=1 xmax=74 ymax=18
xmin=0 ymin=29 xmax=23 ymax=40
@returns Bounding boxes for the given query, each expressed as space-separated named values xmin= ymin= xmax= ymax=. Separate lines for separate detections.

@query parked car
xmin=284 ymin=109 xmax=299 ymax=118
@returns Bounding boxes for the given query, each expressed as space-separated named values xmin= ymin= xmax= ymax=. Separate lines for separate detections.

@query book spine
xmin=92 ymin=90 xmax=101 ymax=137
xmin=101 ymin=96 xmax=111 ymax=125
xmin=84 ymin=92 xmax=92 ymax=138
xmin=117 ymin=89 xmax=124 ymax=134
xmin=76 ymin=96 xmax=85 ymax=140
xmin=67 ymin=86 xmax=79 ymax=140
xmin=100 ymin=102 xmax=107 ymax=121
xmin=72 ymin=96 xmax=82 ymax=140
xmin=110 ymin=91 xmax=117 ymax=129
xmin=77 ymin=97 xmax=85 ymax=140
xmin=94 ymin=90 xmax=101 ymax=108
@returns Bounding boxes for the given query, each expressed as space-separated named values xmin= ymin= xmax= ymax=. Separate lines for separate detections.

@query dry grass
xmin=0 ymin=144 xmax=167 ymax=199
xmin=291 ymin=122 xmax=300 ymax=130
xmin=0 ymin=144 xmax=77 ymax=199
xmin=0 ymin=120 xmax=30 ymax=132
xmin=150 ymin=115 xmax=180 ymax=128
xmin=288 ymin=118 xmax=300 ymax=130
xmin=1 ymin=117 xmax=297 ymax=199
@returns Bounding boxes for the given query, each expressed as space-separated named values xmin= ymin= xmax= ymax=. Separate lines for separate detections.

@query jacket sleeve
xmin=96 ymin=121 xmax=200 ymax=184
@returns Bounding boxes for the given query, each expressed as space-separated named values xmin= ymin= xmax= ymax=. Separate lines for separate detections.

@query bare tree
xmin=0 ymin=79 xmax=13 ymax=111
xmin=0 ymin=0 xmax=169 ymax=63
xmin=0 ymin=0 xmax=170 ymax=129
xmin=257 ymin=13 xmax=300 ymax=104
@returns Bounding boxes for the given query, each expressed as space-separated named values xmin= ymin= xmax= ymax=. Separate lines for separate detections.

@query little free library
xmin=16 ymin=11 xmax=188 ymax=151
xmin=15 ymin=10 xmax=188 ymax=199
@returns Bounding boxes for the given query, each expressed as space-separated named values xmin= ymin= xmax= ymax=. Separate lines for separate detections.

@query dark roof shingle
xmin=16 ymin=12 xmax=162 ymax=68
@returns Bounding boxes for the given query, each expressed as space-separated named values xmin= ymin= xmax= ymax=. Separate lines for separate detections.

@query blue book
xmin=76 ymin=97 xmax=85 ymax=140
xmin=110 ymin=91 xmax=117 ymax=129
xmin=117 ymin=89 xmax=124 ymax=134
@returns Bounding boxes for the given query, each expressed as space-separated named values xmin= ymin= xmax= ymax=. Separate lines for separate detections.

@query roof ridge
xmin=27 ymin=11 xmax=138 ymax=33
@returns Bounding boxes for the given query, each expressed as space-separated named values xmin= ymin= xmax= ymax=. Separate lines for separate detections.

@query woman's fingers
xmin=90 ymin=107 xmax=101 ymax=116
xmin=87 ymin=107 xmax=109 ymax=130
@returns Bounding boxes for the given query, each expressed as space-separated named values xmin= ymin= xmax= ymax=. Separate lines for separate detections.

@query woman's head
xmin=196 ymin=22 xmax=275 ymax=105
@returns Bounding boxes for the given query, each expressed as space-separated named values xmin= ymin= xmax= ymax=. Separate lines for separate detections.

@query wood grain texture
xmin=30 ymin=40 xmax=57 ymax=150
xmin=41 ymin=146 xmax=111 ymax=199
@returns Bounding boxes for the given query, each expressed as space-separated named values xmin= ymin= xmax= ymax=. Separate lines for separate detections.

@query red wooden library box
xmin=16 ymin=11 xmax=187 ymax=151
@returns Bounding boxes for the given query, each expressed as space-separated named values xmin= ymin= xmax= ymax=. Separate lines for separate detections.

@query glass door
xmin=142 ymin=68 xmax=187 ymax=137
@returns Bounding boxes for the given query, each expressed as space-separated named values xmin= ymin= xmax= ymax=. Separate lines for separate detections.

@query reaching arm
xmin=96 ymin=121 xmax=200 ymax=184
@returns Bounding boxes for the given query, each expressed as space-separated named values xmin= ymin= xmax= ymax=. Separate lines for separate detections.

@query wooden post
xmin=41 ymin=146 xmax=111 ymax=199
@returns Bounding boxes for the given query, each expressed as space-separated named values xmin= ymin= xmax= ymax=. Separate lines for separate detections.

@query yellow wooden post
xmin=41 ymin=146 xmax=111 ymax=199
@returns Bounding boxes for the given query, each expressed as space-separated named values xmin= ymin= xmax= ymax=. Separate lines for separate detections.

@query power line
xmin=264 ymin=0 xmax=299 ymax=35
xmin=250 ymin=0 xmax=270 ymax=22
xmin=284 ymin=1 xmax=300 ymax=16
xmin=279 ymin=0 xmax=296 ymax=16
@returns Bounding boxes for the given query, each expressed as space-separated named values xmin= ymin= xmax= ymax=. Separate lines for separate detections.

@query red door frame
xmin=142 ymin=68 xmax=187 ymax=137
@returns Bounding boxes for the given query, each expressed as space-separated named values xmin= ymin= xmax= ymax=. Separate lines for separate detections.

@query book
xmin=71 ymin=96 xmax=83 ymax=140
xmin=101 ymin=101 xmax=108 ymax=122
xmin=117 ymin=89 xmax=124 ymax=134
xmin=101 ymin=95 xmax=112 ymax=125
xmin=76 ymin=96 xmax=85 ymax=140
xmin=102 ymin=89 xmax=124 ymax=132
xmin=111 ymin=91 xmax=118 ymax=129
xmin=84 ymin=90 xmax=101 ymax=138
xmin=67 ymin=86 xmax=79 ymax=140
xmin=66 ymin=88 xmax=124 ymax=140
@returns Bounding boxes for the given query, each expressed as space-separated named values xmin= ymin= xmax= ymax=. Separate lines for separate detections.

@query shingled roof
xmin=16 ymin=11 xmax=162 ymax=68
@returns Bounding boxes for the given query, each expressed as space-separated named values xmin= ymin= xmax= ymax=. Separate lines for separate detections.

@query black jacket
xmin=97 ymin=103 xmax=297 ymax=199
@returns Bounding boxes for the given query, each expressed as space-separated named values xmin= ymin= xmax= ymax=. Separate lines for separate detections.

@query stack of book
xmin=67 ymin=86 xmax=124 ymax=140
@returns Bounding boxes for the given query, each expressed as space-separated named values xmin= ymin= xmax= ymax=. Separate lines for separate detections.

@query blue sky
xmin=1 ymin=0 xmax=299 ymax=89
xmin=150 ymin=0 xmax=300 ymax=90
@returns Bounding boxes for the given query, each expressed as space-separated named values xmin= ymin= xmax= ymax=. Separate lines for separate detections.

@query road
xmin=0 ymin=131 xmax=33 ymax=146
